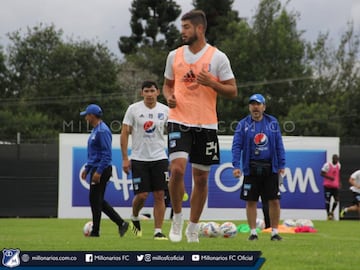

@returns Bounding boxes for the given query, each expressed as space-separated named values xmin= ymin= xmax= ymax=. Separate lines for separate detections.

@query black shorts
xmin=323 ymin=186 xmax=339 ymax=201
xmin=241 ymin=174 xmax=280 ymax=201
xmin=131 ymin=159 xmax=168 ymax=195
xmin=167 ymin=122 xmax=220 ymax=165
xmin=351 ymin=191 xmax=360 ymax=206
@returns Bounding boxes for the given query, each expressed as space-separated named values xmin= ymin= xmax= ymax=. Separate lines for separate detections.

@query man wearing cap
xmin=231 ymin=94 xmax=285 ymax=241
xmin=80 ymin=104 xmax=129 ymax=237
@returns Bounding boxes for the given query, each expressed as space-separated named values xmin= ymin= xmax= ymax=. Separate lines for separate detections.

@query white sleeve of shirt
xmin=122 ymin=105 xmax=134 ymax=126
xmin=164 ymin=50 xmax=176 ymax=80
xmin=212 ymin=50 xmax=235 ymax=82
xmin=321 ymin=162 xmax=329 ymax=172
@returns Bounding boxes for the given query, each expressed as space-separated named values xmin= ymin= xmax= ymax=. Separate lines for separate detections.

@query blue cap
xmin=80 ymin=104 xmax=103 ymax=116
xmin=249 ymin=94 xmax=265 ymax=104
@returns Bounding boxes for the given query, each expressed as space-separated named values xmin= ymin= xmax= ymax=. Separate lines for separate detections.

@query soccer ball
xmin=219 ymin=222 xmax=238 ymax=238
xmin=202 ymin=222 xmax=220 ymax=238
xmin=83 ymin=221 xmax=93 ymax=237
xmin=283 ymin=219 xmax=297 ymax=227
xmin=256 ymin=218 xmax=265 ymax=230
xmin=295 ymin=219 xmax=314 ymax=227
xmin=197 ymin=222 xmax=207 ymax=237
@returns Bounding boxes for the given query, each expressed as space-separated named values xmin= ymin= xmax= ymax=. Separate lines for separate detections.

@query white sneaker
xmin=185 ymin=225 xmax=199 ymax=243
xmin=169 ymin=218 xmax=183 ymax=242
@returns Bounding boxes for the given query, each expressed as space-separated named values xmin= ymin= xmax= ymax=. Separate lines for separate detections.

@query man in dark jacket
xmin=232 ymin=94 xmax=285 ymax=241
xmin=80 ymin=104 xmax=129 ymax=237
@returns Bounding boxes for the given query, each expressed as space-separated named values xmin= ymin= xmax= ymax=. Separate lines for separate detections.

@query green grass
xmin=0 ymin=218 xmax=359 ymax=269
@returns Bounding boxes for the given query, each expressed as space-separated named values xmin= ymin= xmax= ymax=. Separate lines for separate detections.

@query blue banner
xmin=72 ymin=148 xmax=325 ymax=210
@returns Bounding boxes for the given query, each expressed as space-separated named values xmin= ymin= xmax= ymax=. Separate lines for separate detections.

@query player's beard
xmin=182 ymin=33 xmax=198 ymax=46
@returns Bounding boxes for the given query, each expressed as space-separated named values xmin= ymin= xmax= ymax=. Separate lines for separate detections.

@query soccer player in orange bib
xmin=162 ymin=9 xmax=237 ymax=243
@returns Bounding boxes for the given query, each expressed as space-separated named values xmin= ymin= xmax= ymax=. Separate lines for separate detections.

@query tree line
xmin=0 ymin=0 xmax=359 ymax=144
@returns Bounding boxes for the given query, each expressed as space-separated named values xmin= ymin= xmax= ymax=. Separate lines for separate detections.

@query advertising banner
xmin=59 ymin=134 xmax=339 ymax=220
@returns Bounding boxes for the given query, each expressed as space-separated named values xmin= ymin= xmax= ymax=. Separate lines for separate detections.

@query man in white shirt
xmin=121 ymin=80 xmax=169 ymax=240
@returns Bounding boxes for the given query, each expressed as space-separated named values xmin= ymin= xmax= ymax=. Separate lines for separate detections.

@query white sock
xmin=251 ymin=229 xmax=257 ymax=235
xmin=271 ymin=228 xmax=278 ymax=236
xmin=173 ymin=213 xmax=182 ymax=223
xmin=131 ymin=215 xmax=139 ymax=221
xmin=154 ymin=228 xmax=162 ymax=235
xmin=187 ymin=222 xmax=198 ymax=233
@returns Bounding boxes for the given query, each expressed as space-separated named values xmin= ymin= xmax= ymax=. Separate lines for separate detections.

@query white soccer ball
xmin=219 ymin=222 xmax=238 ymax=238
xmin=283 ymin=219 xmax=297 ymax=227
xmin=295 ymin=219 xmax=314 ymax=227
xmin=197 ymin=222 xmax=207 ymax=237
xmin=256 ymin=218 xmax=265 ymax=230
xmin=202 ymin=222 xmax=221 ymax=238
xmin=83 ymin=221 xmax=93 ymax=237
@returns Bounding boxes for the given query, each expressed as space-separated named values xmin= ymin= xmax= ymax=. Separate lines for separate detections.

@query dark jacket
xmin=232 ymin=113 xmax=285 ymax=176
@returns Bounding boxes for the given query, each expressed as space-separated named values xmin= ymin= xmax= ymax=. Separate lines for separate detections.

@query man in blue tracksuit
xmin=80 ymin=104 xmax=129 ymax=237
xmin=232 ymin=94 xmax=285 ymax=241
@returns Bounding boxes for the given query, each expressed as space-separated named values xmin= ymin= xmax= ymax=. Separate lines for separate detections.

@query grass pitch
xmin=0 ymin=218 xmax=359 ymax=270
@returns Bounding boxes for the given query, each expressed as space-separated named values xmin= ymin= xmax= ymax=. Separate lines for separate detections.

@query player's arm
xmin=320 ymin=164 xmax=333 ymax=180
xmin=197 ymin=71 xmax=237 ymax=98
xmin=163 ymin=78 xmax=176 ymax=108
xmin=231 ymin=121 xmax=244 ymax=177
xmin=120 ymin=123 xmax=132 ymax=174
xmin=321 ymin=171 xmax=333 ymax=180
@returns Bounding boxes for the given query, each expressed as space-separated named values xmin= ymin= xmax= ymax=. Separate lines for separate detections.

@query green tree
xmin=215 ymin=0 xmax=310 ymax=133
xmin=2 ymin=24 xmax=127 ymax=142
xmin=118 ymin=0 xmax=182 ymax=83
xmin=247 ymin=0 xmax=310 ymax=117
xmin=0 ymin=47 xmax=10 ymax=99
xmin=118 ymin=0 xmax=181 ymax=54
xmin=304 ymin=22 xmax=360 ymax=141
xmin=280 ymin=102 xmax=342 ymax=136
xmin=192 ymin=0 xmax=240 ymax=46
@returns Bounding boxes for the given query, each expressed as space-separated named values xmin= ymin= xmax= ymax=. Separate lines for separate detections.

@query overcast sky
xmin=0 ymin=0 xmax=359 ymax=58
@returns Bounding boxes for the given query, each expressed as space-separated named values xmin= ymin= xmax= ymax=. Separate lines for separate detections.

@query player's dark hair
xmin=181 ymin=9 xmax=207 ymax=31
xmin=141 ymin=80 xmax=158 ymax=90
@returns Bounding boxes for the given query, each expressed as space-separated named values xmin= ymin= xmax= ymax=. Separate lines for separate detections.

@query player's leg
xmin=168 ymin=157 xmax=187 ymax=242
xmin=185 ymin=128 xmax=219 ymax=243
xmin=188 ymin=128 xmax=220 ymax=216
xmin=330 ymin=188 xmax=339 ymax=219
xmin=241 ymin=175 xmax=260 ymax=240
xmin=341 ymin=192 xmax=360 ymax=218
xmin=130 ymin=160 xmax=151 ymax=237
xmin=89 ymin=183 xmax=102 ymax=236
xmin=88 ymin=168 xmax=109 ymax=237
xmin=150 ymin=159 xmax=169 ymax=240
xmin=265 ymin=173 xmax=282 ymax=241
xmin=168 ymin=157 xmax=186 ymax=214
xmin=261 ymin=198 xmax=271 ymax=229
xmin=324 ymin=187 xmax=332 ymax=219
xmin=167 ymin=123 xmax=192 ymax=242
xmin=99 ymin=166 xmax=129 ymax=236
xmin=246 ymin=200 xmax=258 ymax=240
xmin=189 ymin=165 xmax=209 ymax=223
